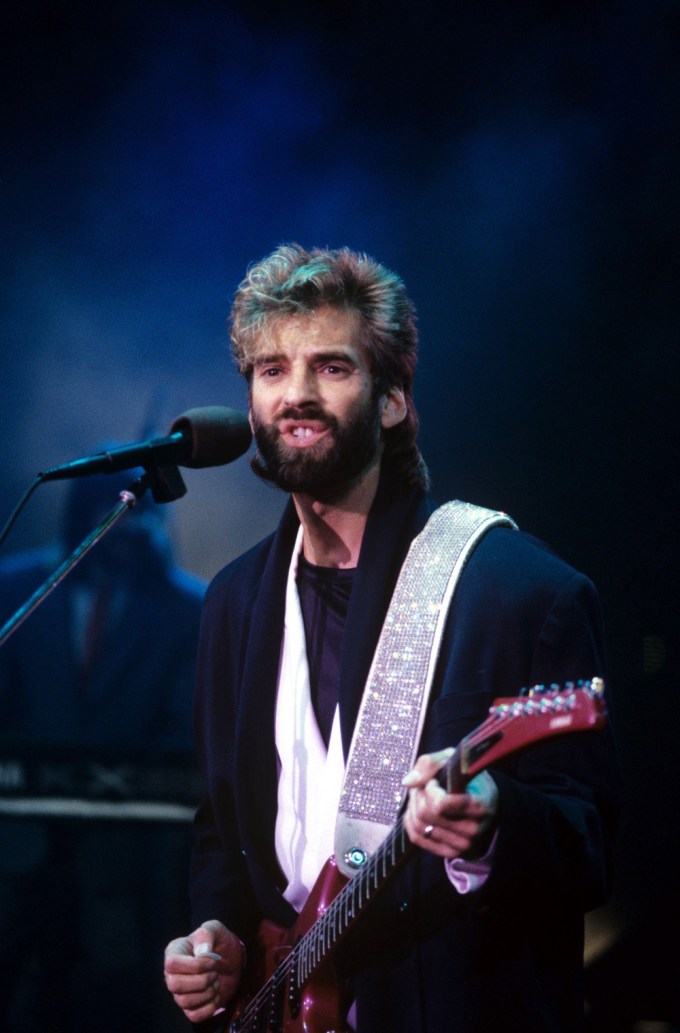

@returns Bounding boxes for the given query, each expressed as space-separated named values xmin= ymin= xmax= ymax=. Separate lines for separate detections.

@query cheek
xmin=331 ymin=380 xmax=372 ymax=412
xmin=250 ymin=389 xmax=275 ymax=422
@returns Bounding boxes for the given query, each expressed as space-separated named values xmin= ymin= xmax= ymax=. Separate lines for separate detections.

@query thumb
xmin=192 ymin=924 xmax=217 ymax=958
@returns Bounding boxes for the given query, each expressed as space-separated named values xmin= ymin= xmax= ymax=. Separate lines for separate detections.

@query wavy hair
xmin=230 ymin=244 xmax=429 ymax=491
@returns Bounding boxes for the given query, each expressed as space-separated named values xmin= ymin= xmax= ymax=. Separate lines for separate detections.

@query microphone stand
xmin=0 ymin=462 xmax=187 ymax=649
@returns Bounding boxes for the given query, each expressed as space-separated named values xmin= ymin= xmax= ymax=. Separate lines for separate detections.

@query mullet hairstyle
xmin=229 ymin=243 xmax=429 ymax=491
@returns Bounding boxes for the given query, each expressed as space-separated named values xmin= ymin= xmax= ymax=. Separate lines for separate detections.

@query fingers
xmin=402 ymin=747 xmax=455 ymax=789
xmin=164 ymin=922 xmax=244 ymax=1023
xmin=404 ymin=802 xmax=484 ymax=858
xmin=164 ymin=966 xmax=226 ymax=1024
xmin=164 ymin=936 xmax=201 ymax=972
xmin=402 ymin=759 xmax=498 ymax=860
xmin=164 ymin=935 xmax=193 ymax=959
xmin=163 ymin=947 xmax=222 ymax=1022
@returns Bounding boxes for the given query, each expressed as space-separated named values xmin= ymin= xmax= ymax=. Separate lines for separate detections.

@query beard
xmin=250 ymin=395 xmax=382 ymax=502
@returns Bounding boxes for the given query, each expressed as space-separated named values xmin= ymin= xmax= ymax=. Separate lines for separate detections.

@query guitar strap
xmin=334 ymin=500 xmax=517 ymax=877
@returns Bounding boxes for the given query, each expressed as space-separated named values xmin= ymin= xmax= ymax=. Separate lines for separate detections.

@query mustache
xmin=275 ymin=404 xmax=340 ymax=432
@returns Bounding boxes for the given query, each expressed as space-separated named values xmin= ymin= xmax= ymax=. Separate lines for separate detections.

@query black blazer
xmin=191 ymin=470 xmax=618 ymax=1032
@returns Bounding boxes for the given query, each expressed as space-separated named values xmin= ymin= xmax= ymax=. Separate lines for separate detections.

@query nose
xmin=283 ymin=362 xmax=318 ymax=407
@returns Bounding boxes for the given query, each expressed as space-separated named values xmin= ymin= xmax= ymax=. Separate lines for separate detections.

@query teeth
xmin=293 ymin=427 xmax=315 ymax=438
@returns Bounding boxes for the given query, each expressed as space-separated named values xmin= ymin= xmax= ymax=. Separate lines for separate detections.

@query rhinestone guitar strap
xmin=334 ymin=500 xmax=517 ymax=877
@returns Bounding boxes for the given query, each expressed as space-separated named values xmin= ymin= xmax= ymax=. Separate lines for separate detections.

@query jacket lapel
xmin=235 ymin=501 xmax=300 ymax=896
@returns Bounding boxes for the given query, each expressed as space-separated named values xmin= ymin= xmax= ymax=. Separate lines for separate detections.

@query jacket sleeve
xmin=427 ymin=528 xmax=619 ymax=918
xmin=483 ymin=571 xmax=619 ymax=916
xmin=188 ymin=571 xmax=261 ymax=942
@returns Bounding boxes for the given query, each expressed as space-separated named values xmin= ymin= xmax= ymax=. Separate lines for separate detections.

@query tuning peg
xmin=590 ymin=676 xmax=605 ymax=697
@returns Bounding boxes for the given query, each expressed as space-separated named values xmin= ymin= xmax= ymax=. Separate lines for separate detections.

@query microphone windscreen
xmin=169 ymin=407 xmax=252 ymax=468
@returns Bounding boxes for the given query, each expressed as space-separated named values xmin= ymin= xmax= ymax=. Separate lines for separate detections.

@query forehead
xmin=252 ymin=305 xmax=365 ymax=360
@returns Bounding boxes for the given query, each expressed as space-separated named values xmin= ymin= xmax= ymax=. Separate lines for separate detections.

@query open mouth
xmin=279 ymin=420 xmax=329 ymax=448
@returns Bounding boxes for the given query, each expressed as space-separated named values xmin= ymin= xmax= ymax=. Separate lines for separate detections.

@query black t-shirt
xmin=296 ymin=555 xmax=355 ymax=747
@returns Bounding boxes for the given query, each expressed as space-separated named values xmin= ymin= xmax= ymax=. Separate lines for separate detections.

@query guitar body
xmin=230 ymin=857 xmax=351 ymax=1033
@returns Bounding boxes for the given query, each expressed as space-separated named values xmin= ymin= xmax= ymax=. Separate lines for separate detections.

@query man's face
xmin=249 ymin=305 xmax=382 ymax=499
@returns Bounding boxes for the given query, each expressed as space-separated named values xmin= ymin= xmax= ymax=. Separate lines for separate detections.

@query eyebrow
xmin=253 ymin=348 xmax=360 ymax=368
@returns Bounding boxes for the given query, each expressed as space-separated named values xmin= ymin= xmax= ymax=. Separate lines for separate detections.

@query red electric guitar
xmin=228 ymin=678 xmax=607 ymax=1033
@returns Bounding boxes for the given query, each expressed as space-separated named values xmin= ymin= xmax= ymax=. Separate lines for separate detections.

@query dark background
xmin=1 ymin=1 xmax=678 ymax=1029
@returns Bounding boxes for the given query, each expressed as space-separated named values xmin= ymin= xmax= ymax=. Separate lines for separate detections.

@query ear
xmin=248 ymin=407 xmax=255 ymax=434
xmin=379 ymin=386 xmax=407 ymax=429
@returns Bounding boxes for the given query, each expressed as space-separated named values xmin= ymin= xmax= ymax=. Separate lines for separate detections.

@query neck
xmin=292 ymin=460 xmax=381 ymax=568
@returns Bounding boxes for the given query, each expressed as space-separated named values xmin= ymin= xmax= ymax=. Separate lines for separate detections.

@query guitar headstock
xmin=458 ymin=677 xmax=607 ymax=780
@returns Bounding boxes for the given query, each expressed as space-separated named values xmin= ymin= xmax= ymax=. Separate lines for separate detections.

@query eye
xmin=321 ymin=362 xmax=350 ymax=377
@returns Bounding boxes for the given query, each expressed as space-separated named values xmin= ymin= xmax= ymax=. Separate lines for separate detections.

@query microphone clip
xmin=137 ymin=463 xmax=187 ymax=504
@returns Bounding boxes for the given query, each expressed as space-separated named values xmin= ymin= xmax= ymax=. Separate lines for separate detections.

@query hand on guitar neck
xmin=402 ymin=750 xmax=499 ymax=859
xmin=164 ymin=919 xmax=245 ymax=1025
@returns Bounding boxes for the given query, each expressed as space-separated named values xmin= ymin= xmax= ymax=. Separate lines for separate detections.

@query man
xmin=164 ymin=244 xmax=618 ymax=1031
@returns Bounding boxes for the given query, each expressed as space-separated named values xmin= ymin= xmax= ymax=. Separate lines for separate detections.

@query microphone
xmin=39 ymin=407 xmax=252 ymax=482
